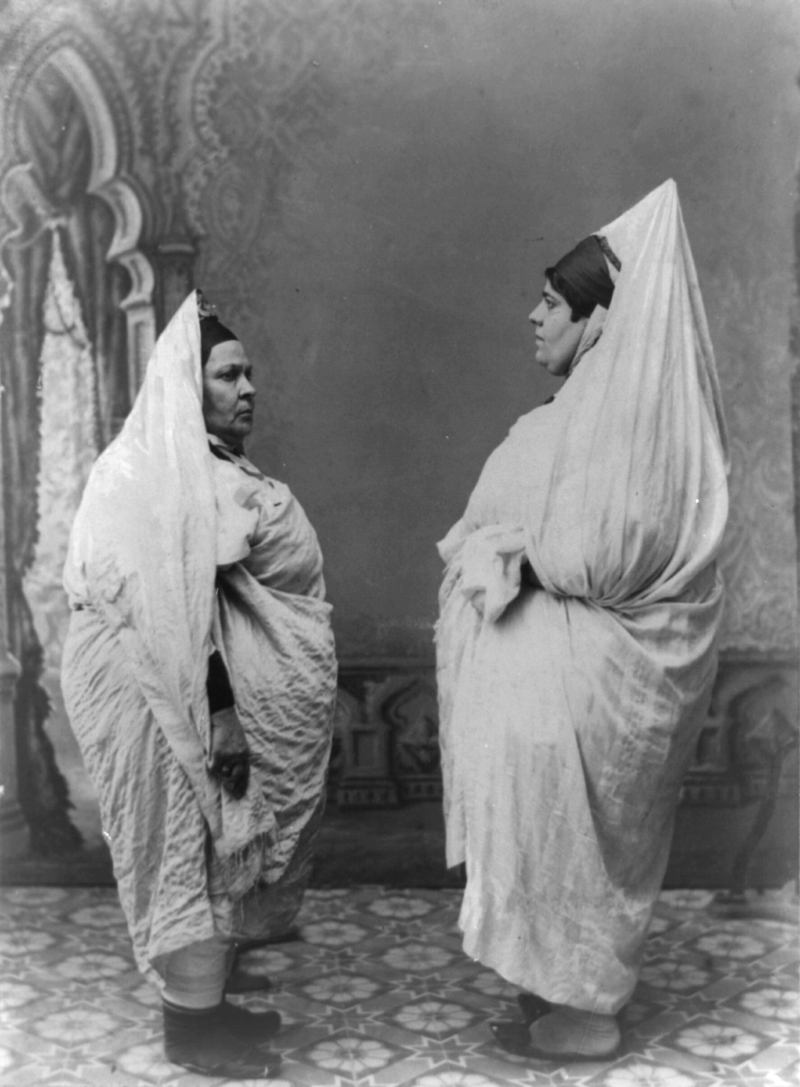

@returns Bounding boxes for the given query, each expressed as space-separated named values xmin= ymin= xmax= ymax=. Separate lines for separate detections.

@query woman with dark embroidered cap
xmin=435 ymin=181 xmax=728 ymax=1061
xmin=62 ymin=291 xmax=337 ymax=1079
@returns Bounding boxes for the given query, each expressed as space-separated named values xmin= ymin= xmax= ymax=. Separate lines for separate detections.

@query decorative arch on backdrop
xmin=0 ymin=31 xmax=155 ymax=853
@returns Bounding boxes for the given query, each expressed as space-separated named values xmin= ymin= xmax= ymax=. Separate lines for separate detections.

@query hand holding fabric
xmin=207 ymin=706 xmax=250 ymax=800
xmin=459 ymin=525 xmax=527 ymax=622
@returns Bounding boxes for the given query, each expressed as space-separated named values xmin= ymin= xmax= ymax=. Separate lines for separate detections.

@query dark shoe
xmin=237 ymin=928 xmax=300 ymax=949
xmin=225 ymin=930 xmax=300 ymax=992
xmin=517 ymin=991 xmax=552 ymax=1024
xmin=218 ymin=999 xmax=281 ymax=1043
xmin=493 ymin=1009 xmax=620 ymax=1064
xmin=267 ymin=927 xmax=300 ymax=945
xmin=490 ymin=1019 xmax=533 ymax=1052
xmin=226 ymin=948 xmax=275 ymax=993
xmin=515 ymin=1042 xmax=620 ymax=1063
xmin=226 ymin=969 xmax=273 ymax=994
xmin=492 ymin=1022 xmax=619 ymax=1063
xmin=489 ymin=991 xmax=551 ymax=1051
xmin=163 ymin=1001 xmax=281 ymax=1079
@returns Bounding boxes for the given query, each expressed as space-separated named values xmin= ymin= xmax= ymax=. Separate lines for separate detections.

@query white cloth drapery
xmin=62 ymin=291 xmax=336 ymax=979
xmin=436 ymin=181 xmax=728 ymax=1013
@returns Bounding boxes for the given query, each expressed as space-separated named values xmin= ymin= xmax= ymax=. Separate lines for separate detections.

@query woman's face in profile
xmin=202 ymin=340 xmax=256 ymax=449
xmin=529 ymin=278 xmax=588 ymax=377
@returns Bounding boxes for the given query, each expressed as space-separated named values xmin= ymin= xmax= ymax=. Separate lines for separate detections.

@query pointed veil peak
xmin=582 ymin=178 xmax=728 ymax=466
xmin=598 ymin=178 xmax=679 ymax=266
xmin=524 ymin=177 xmax=729 ymax=609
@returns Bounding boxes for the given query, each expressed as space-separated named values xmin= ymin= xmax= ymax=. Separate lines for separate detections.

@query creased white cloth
xmin=436 ymin=181 xmax=728 ymax=1014
xmin=62 ymin=291 xmax=336 ymax=978
xmin=458 ymin=525 xmax=526 ymax=623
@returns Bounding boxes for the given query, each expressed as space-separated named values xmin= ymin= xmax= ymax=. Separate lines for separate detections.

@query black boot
xmin=226 ymin=948 xmax=276 ymax=993
xmin=490 ymin=991 xmax=553 ymax=1052
xmin=163 ymin=1000 xmax=281 ymax=1079
xmin=226 ymin=969 xmax=273 ymax=994
xmin=517 ymin=991 xmax=552 ymax=1024
xmin=218 ymin=1000 xmax=281 ymax=1043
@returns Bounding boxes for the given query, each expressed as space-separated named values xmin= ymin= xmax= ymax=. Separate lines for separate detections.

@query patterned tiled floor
xmin=0 ymin=885 xmax=797 ymax=1086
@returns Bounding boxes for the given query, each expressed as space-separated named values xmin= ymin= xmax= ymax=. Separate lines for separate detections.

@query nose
xmin=529 ymin=300 xmax=544 ymax=326
xmin=240 ymin=374 xmax=255 ymax=399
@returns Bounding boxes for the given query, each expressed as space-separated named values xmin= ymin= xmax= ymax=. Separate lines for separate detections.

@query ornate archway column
xmin=0 ymin=30 xmax=156 ymax=862
xmin=0 ymin=433 xmax=27 ymax=857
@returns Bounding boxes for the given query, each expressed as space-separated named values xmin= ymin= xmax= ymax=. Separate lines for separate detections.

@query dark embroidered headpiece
xmin=197 ymin=290 xmax=238 ymax=367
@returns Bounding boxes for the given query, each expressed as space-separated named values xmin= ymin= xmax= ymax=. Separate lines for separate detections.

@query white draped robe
xmin=436 ymin=181 xmax=729 ymax=1014
xmin=61 ymin=292 xmax=337 ymax=983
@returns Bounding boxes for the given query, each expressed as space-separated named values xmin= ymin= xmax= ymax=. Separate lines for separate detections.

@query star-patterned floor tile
xmin=0 ymin=884 xmax=796 ymax=1085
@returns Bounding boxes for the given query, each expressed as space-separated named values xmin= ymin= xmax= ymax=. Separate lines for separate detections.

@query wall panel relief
xmin=333 ymin=668 xmax=441 ymax=808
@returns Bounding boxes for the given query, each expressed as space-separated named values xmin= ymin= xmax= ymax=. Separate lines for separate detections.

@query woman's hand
xmin=470 ymin=562 xmax=540 ymax=619
xmin=207 ymin=706 xmax=250 ymax=799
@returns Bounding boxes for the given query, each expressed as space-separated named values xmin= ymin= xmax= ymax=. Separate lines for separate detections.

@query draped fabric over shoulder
xmin=62 ymin=291 xmax=337 ymax=983
xmin=436 ymin=181 xmax=728 ymax=1014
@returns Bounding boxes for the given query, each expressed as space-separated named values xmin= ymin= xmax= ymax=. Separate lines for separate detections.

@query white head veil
xmin=64 ymin=291 xmax=265 ymax=868
xmin=526 ymin=179 xmax=729 ymax=609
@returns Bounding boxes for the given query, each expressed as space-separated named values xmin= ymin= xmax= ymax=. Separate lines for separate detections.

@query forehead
xmin=205 ymin=340 xmax=248 ymax=370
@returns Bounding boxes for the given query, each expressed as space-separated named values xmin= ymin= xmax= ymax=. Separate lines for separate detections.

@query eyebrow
xmin=214 ymin=361 xmax=252 ymax=373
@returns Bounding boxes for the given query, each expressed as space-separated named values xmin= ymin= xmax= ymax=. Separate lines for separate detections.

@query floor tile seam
xmin=700 ymin=1009 xmax=800 ymax=1036
xmin=663 ymin=1007 xmax=797 ymax=1032
xmin=651 ymin=1037 xmax=786 ymax=1068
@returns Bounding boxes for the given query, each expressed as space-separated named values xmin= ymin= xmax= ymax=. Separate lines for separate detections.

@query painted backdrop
xmin=0 ymin=0 xmax=797 ymax=879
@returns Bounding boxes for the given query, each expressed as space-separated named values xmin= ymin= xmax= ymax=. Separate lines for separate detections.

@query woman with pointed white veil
xmin=62 ymin=291 xmax=337 ymax=1079
xmin=436 ymin=181 xmax=728 ymax=1061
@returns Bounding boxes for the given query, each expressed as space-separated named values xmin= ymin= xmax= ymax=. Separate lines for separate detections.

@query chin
xmin=233 ymin=419 xmax=254 ymax=439
xmin=219 ymin=426 xmax=251 ymax=450
xmin=547 ymin=360 xmax=570 ymax=377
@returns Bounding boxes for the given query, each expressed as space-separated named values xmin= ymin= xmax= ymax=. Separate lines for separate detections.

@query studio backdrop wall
xmin=0 ymin=0 xmax=797 ymax=886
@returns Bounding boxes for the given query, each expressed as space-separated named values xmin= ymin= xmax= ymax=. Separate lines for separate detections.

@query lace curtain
xmin=23 ymin=227 xmax=99 ymax=673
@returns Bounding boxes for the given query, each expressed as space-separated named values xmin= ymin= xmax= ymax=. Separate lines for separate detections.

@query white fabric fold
xmin=458 ymin=525 xmax=526 ymax=622
xmin=213 ymin=457 xmax=260 ymax=567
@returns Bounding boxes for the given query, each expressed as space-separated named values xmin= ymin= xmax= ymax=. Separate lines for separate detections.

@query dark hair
xmin=545 ymin=234 xmax=620 ymax=323
xmin=544 ymin=267 xmax=596 ymax=322
xmin=200 ymin=316 xmax=238 ymax=367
